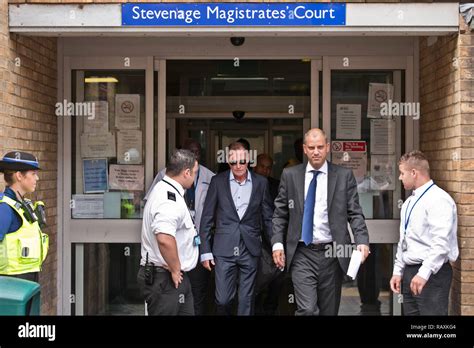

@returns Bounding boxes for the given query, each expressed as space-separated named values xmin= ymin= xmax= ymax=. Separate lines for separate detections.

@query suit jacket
xmin=144 ymin=164 xmax=215 ymax=233
xmin=272 ymin=162 xmax=369 ymax=272
xmin=200 ymin=170 xmax=273 ymax=258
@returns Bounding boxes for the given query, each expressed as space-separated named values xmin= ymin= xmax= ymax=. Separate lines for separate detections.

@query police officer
xmin=137 ymin=149 xmax=199 ymax=315
xmin=0 ymin=151 xmax=48 ymax=282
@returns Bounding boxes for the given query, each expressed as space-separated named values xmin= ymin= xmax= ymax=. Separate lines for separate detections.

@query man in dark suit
xmin=200 ymin=142 xmax=273 ymax=315
xmin=272 ymin=128 xmax=370 ymax=315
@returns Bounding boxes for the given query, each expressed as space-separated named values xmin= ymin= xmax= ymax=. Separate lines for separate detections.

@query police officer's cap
xmin=0 ymin=151 xmax=41 ymax=172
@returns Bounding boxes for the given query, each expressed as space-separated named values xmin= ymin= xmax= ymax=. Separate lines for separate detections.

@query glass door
xmin=325 ymin=56 xmax=415 ymax=315
xmin=61 ymin=57 xmax=154 ymax=315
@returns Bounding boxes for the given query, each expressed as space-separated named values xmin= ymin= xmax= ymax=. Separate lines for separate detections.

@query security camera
xmin=232 ymin=110 xmax=245 ymax=120
xmin=230 ymin=37 xmax=245 ymax=46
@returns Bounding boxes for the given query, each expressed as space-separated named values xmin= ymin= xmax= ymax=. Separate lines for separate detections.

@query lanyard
xmin=162 ymin=179 xmax=198 ymax=235
xmin=404 ymin=182 xmax=435 ymax=233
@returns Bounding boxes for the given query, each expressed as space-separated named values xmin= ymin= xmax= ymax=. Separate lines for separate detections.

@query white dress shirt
xmin=303 ymin=161 xmax=332 ymax=243
xmin=393 ymin=180 xmax=459 ymax=281
xmin=272 ymin=161 xmax=332 ymax=252
xmin=140 ymin=175 xmax=199 ymax=272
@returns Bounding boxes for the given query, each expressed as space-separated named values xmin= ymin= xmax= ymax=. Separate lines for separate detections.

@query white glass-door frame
xmin=323 ymin=55 xmax=418 ymax=315
xmin=58 ymin=56 xmax=155 ymax=315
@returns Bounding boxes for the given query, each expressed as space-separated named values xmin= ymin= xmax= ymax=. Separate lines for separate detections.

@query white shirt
xmin=140 ymin=175 xmax=199 ymax=272
xmin=272 ymin=161 xmax=332 ymax=252
xmin=393 ymin=180 xmax=459 ymax=281
xmin=303 ymin=161 xmax=332 ymax=243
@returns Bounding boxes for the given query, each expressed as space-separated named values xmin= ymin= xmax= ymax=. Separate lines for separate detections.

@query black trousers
xmin=3 ymin=272 xmax=39 ymax=282
xmin=188 ymin=262 xmax=211 ymax=315
xmin=290 ymin=243 xmax=343 ymax=316
xmin=137 ymin=266 xmax=194 ymax=316
xmin=255 ymin=246 xmax=285 ymax=315
xmin=402 ymin=262 xmax=452 ymax=316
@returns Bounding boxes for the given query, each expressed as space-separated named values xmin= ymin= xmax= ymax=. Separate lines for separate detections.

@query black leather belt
xmin=140 ymin=265 xmax=168 ymax=273
xmin=298 ymin=241 xmax=333 ymax=251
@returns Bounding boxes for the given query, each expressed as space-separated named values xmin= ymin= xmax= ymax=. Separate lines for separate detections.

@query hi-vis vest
xmin=0 ymin=193 xmax=48 ymax=275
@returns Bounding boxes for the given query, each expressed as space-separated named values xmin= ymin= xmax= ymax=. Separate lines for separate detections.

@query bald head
xmin=303 ymin=128 xmax=329 ymax=145
xmin=255 ymin=153 xmax=273 ymax=178
xmin=303 ymin=128 xmax=330 ymax=170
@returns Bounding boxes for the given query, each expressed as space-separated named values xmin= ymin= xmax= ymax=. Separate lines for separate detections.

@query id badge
xmin=193 ymin=235 xmax=201 ymax=247
xmin=401 ymin=238 xmax=407 ymax=252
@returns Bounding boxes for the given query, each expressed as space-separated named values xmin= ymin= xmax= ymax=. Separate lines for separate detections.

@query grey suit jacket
xmin=200 ymin=170 xmax=274 ymax=258
xmin=271 ymin=161 xmax=369 ymax=272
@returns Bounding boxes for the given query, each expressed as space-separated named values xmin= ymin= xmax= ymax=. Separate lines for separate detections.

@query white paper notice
xmin=83 ymin=101 xmax=109 ymax=134
xmin=370 ymin=154 xmax=396 ymax=191
xmin=109 ymin=164 xmax=144 ymax=191
xmin=81 ymin=132 xmax=116 ymax=158
xmin=117 ymin=130 xmax=142 ymax=164
xmin=336 ymin=104 xmax=361 ymax=139
xmin=370 ymin=119 xmax=396 ymax=155
xmin=72 ymin=194 xmax=104 ymax=219
xmin=347 ymin=249 xmax=363 ymax=280
xmin=367 ymin=83 xmax=394 ymax=118
xmin=115 ymin=94 xmax=140 ymax=129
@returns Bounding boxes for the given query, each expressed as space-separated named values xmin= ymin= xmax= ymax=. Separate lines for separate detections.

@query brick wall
xmin=419 ymin=16 xmax=474 ymax=315
xmin=0 ymin=2 xmax=58 ymax=314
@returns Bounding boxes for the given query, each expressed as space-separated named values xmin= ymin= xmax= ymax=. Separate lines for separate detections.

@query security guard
xmin=0 ymin=151 xmax=48 ymax=282
xmin=137 ymin=149 xmax=199 ymax=315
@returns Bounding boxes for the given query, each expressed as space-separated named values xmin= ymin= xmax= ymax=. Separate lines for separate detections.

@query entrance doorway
xmin=165 ymin=59 xmax=311 ymax=178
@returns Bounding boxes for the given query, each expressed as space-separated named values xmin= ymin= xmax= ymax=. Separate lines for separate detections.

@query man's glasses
xmin=229 ymin=159 xmax=248 ymax=166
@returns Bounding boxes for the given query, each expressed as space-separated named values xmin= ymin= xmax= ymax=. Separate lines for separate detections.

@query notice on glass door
xmin=370 ymin=119 xmax=396 ymax=155
xmin=83 ymin=101 xmax=109 ymax=134
xmin=331 ymin=141 xmax=367 ymax=183
xmin=336 ymin=104 xmax=361 ymax=139
xmin=367 ymin=83 xmax=394 ymax=118
xmin=109 ymin=164 xmax=144 ymax=191
xmin=115 ymin=94 xmax=140 ymax=129
xmin=81 ymin=132 xmax=116 ymax=158
xmin=117 ymin=130 xmax=142 ymax=164
xmin=370 ymin=154 xmax=396 ymax=191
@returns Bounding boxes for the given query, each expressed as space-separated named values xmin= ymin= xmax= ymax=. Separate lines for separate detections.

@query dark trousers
xmin=255 ymin=246 xmax=285 ymax=315
xmin=291 ymin=243 xmax=343 ymax=316
xmin=402 ymin=262 xmax=452 ymax=316
xmin=137 ymin=266 xmax=194 ymax=316
xmin=214 ymin=240 xmax=259 ymax=316
xmin=3 ymin=272 xmax=39 ymax=282
xmin=188 ymin=262 xmax=211 ymax=315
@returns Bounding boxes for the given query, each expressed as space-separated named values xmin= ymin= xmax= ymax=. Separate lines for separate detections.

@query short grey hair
xmin=166 ymin=149 xmax=196 ymax=177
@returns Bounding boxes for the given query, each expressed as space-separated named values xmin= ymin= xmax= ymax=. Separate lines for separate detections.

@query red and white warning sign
xmin=331 ymin=141 xmax=367 ymax=182
xmin=332 ymin=141 xmax=366 ymax=152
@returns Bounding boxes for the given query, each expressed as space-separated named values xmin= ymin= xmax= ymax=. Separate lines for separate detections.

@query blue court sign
xmin=122 ymin=3 xmax=346 ymax=26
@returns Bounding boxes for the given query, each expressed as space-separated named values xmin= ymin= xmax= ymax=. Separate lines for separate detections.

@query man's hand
xmin=357 ymin=244 xmax=370 ymax=263
xmin=390 ymin=275 xmax=402 ymax=294
xmin=410 ymin=275 xmax=427 ymax=296
xmin=272 ymin=250 xmax=286 ymax=270
xmin=201 ymin=259 xmax=215 ymax=271
xmin=171 ymin=270 xmax=183 ymax=289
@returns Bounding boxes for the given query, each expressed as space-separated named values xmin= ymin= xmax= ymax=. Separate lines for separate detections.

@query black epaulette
xmin=167 ymin=191 xmax=176 ymax=201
